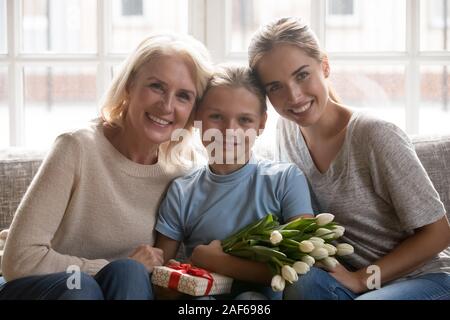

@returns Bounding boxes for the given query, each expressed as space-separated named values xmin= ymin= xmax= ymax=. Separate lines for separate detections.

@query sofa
xmin=1 ymin=135 xmax=450 ymax=276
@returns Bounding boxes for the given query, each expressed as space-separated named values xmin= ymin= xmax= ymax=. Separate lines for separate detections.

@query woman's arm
xmin=330 ymin=215 xmax=450 ymax=293
xmin=328 ymin=215 xmax=450 ymax=294
xmin=2 ymin=134 xmax=109 ymax=281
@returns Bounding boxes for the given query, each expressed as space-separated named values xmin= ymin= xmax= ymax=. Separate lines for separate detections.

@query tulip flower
xmin=332 ymin=225 xmax=345 ymax=238
xmin=301 ymin=255 xmax=315 ymax=267
xmin=299 ymin=240 xmax=314 ymax=253
xmin=322 ymin=257 xmax=339 ymax=269
xmin=293 ymin=261 xmax=310 ymax=274
xmin=271 ymin=275 xmax=286 ymax=292
xmin=336 ymin=243 xmax=354 ymax=256
xmin=310 ymin=247 xmax=329 ymax=260
xmin=270 ymin=230 xmax=283 ymax=245
xmin=281 ymin=265 xmax=298 ymax=283
xmin=220 ymin=213 xmax=353 ymax=292
xmin=315 ymin=228 xmax=335 ymax=240
xmin=308 ymin=237 xmax=325 ymax=247
xmin=315 ymin=213 xmax=335 ymax=226
xmin=323 ymin=243 xmax=337 ymax=256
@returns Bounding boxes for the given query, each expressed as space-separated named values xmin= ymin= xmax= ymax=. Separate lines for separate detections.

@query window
xmin=208 ymin=0 xmax=450 ymax=140
xmin=121 ymin=0 xmax=143 ymax=16
xmin=421 ymin=0 xmax=450 ymax=51
xmin=2 ymin=0 xmax=450 ymax=148
xmin=111 ymin=0 xmax=188 ymax=53
xmin=328 ymin=0 xmax=354 ymax=15
xmin=22 ymin=0 xmax=97 ymax=53
xmin=2 ymin=0 xmax=190 ymax=147
xmin=0 ymin=0 xmax=6 ymax=53
xmin=326 ymin=0 xmax=360 ymax=28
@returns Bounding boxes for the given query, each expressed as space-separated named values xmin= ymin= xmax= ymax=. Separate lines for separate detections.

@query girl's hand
xmin=318 ymin=262 xmax=368 ymax=294
xmin=190 ymin=240 xmax=224 ymax=270
xmin=128 ymin=244 xmax=164 ymax=273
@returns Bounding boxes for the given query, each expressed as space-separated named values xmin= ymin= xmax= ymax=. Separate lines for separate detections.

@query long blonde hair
xmin=100 ymin=33 xmax=213 ymax=169
xmin=248 ymin=17 xmax=340 ymax=103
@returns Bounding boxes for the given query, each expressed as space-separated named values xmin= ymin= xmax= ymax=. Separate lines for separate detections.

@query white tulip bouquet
xmin=221 ymin=213 xmax=354 ymax=292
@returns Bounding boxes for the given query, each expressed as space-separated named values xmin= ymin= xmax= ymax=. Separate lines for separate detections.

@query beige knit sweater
xmin=2 ymin=120 xmax=185 ymax=281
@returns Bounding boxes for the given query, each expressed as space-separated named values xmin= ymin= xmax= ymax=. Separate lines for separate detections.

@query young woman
xmin=0 ymin=33 xmax=212 ymax=300
xmin=155 ymin=65 xmax=314 ymax=300
xmin=248 ymin=17 xmax=450 ymax=300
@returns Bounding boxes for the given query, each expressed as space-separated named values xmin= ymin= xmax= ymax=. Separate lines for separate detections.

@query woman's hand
xmin=319 ymin=262 xmax=367 ymax=294
xmin=128 ymin=244 xmax=164 ymax=273
xmin=190 ymin=240 xmax=224 ymax=270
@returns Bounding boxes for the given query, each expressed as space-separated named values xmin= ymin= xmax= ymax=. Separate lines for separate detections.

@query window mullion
xmin=96 ymin=0 xmax=110 ymax=111
xmin=406 ymin=0 xmax=420 ymax=134
xmin=311 ymin=0 xmax=326 ymax=47
xmin=206 ymin=0 xmax=226 ymax=62
xmin=7 ymin=0 xmax=24 ymax=146
xmin=189 ymin=0 xmax=206 ymax=44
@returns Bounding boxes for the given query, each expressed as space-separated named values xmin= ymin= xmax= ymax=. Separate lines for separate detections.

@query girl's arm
xmin=154 ymin=232 xmax=181 ymax=264
xmin=190 ymin=213 xmax=313 ymax=285
xmin=191 ymin=240 xmax=273 ymax=285
xmin=153 ymin=232 xmax=185 ymax=299
xmin=328 ymin=215 xmax=450 ymax=294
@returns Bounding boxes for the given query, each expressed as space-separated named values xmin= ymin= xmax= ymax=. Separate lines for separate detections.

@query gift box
xmin=151 ymin=262 xmax=233 ymax=296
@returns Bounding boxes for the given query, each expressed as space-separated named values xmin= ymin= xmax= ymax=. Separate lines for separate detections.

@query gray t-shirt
xmin=276 ymin=112 xmax=450 ymax=278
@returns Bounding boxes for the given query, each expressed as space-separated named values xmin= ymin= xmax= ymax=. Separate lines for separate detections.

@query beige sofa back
xmin=0 ymin=135 xmax=449 ymax=230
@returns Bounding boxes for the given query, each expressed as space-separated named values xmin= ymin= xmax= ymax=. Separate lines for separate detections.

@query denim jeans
xmin=0 ymin=259 xmax=153 ymax=300
xmin=283 ymin=267 xmax=450 ymax=300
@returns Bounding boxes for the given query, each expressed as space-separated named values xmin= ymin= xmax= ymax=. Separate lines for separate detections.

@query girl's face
xmin=196 ymin=86 xmax=267 ymax=164
xmin=256 ymin=44 xmax=330 ymax=128
xmin=125 ymin=54 xmax=197 ymax=146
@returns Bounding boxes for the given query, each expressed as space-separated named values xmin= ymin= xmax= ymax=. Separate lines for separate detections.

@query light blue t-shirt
xmin=155 ymin=157 xmax=314 ymax=257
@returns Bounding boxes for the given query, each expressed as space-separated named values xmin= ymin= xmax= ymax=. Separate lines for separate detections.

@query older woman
xmin=0 ymin=33 xmax=212 ymax=300
xmin=249 ymin=17 xmax=450 ymax=300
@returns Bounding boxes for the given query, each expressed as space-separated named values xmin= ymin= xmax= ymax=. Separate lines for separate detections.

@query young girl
xmin=249 ymin=17 xmax=450 ymax=300
xmin=155 ymin=65 xmax=314 ymax=299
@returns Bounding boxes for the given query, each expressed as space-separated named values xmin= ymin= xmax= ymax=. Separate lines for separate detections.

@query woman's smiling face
xmin=125 ymin=53 xmax=197 ymax=145
xmin=256 ymin=44 xmax=330 ymax=127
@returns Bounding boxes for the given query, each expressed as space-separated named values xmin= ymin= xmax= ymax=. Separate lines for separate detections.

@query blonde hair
xmin=100 ymin=33 xmax=213 ymax=169
xmin=201 ymin=64 xmax=267 ymax=113
xmin=248 ymin=17 xmax=340 ymax=103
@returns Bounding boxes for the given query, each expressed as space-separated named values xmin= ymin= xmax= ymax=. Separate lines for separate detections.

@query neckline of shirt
xmin=297 ymin=112 xmax=360 ymax=183
xmin=205 ymin=154 xmax=258 ymax=184
xmin=93 ymin=119 xmax=169 ymax=178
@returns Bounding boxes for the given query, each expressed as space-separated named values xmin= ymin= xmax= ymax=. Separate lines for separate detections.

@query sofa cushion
xmin=412 ymin=135 xmax=450 ymax=219
xmin=0 ymin=148 xmax=46 ymax=230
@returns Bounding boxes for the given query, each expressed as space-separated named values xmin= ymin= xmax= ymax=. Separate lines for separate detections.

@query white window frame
xmin=204 ymin=0 xmax=450 ymax=135
xmin=3 ymin=0 xmax=450 ymax=147
xmin=2 ymin=0 xmax=205 ymax=147
xmin=428 ymin=0 xmax=450 ymax=28
xmin=326 ymin=0 xmax=361 ymax=27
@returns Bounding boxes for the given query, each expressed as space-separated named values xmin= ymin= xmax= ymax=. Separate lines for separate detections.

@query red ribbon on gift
xmin=167 ymin=262 xmax=214 ymax=295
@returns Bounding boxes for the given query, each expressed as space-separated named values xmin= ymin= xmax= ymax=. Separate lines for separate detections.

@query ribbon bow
xmin=167 ymin=262 xmax=214 ymax=295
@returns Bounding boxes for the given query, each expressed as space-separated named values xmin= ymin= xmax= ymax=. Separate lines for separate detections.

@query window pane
xmin=420 ymin=0 xmax=450 ymax=51
xmin=326 ymin=0 xmax=406 ymax=52
xmin=22 ymin=0 xmax=97 ymax=53
xmin=420 ymin=65 xmax=450 ymax=134
xmin=0 ymin=67 xmax=8 ymax=147
xmin=0 ymin=0 xmax=6 ymax=53
xmin=24 ymin=66 xmax=98 ymax=148
xmin=110 ymin=0 xmax=189 ymax=53
xmin=330 ymin=65 xmax=406 ymax=130
xmin=228 ymin=0 xmax=311 ymax=53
